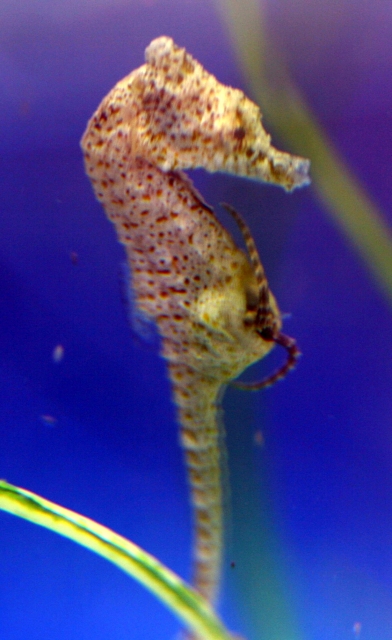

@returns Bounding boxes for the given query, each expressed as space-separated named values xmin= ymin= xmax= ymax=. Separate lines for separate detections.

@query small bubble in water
xmin=254 ymin=430 xmax=264 ymax=447
xmin=52 ymin=344 xmax=64 ymax=363
xmin=40 ymin=414 xmax=57 ymax=427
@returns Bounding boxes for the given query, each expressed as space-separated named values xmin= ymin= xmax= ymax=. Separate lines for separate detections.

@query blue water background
xmin=1 ymin=1 xmax=392 ymax=639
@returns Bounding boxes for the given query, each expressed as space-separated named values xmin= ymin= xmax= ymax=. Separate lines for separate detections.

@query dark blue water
xmin=1 ymin=2 xmax=392 ymax=639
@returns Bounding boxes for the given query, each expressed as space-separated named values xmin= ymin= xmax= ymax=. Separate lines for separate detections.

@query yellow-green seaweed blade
xmin=0 ymin=481 xmax=234 ymax=640
xmin=215 ymin=0 xmax=392 ymax=304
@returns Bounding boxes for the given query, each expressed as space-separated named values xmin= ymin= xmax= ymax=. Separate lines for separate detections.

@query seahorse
xmin=81 ymin=37 xmax=309 ymax=611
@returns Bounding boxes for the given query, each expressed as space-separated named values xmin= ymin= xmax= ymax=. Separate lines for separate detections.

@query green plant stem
xmin=214 ymin=0 xmax=392 ymax=304
xmin=0 ymin=480 xmax=234 ymax=640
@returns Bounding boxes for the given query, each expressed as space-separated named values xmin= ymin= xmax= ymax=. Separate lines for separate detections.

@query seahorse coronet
xmin=81 ymin=36 xmax=308 ymax=615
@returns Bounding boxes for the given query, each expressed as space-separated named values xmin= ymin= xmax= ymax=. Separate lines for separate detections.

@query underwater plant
xmin=0 ymin=481 xmax=233 ymax=640
xmin=216 ymin=0 xmax=392 ymax=303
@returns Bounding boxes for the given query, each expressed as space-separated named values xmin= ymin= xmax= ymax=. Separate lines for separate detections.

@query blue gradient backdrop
xmin=1 ymin=1 xmax=392 ymax=639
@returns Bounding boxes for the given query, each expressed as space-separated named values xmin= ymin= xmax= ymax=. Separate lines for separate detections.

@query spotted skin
xmin=81 ymin=37 xmax=307 ymax=608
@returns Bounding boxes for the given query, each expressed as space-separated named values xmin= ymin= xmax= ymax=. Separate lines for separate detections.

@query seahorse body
xmin=81 ymin=37 xmax=306 ymax=607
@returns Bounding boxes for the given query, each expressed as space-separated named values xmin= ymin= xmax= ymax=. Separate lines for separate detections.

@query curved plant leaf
xmin=0 ymin=480 xmax=234 ymax=640
xmin=215 ymin=0 xmax=392 ymax=304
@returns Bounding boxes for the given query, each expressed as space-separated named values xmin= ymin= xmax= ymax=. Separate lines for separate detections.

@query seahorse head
xmin=83 ymin=36 xmax=310 ymax=192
